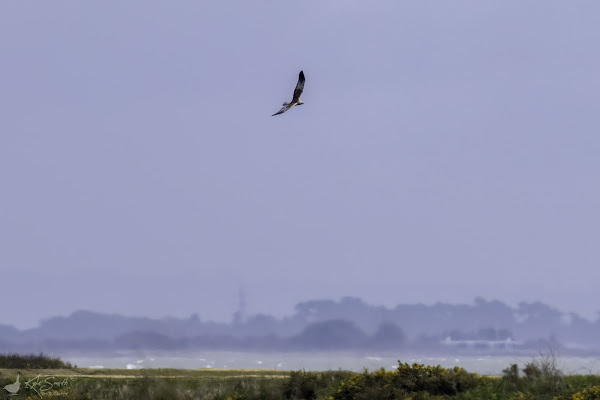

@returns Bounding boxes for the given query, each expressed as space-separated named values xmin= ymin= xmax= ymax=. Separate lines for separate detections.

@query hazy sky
xmin=2 ymin=1 xmax=600 ymax=329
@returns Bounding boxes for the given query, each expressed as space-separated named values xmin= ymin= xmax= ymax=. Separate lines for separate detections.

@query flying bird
xmin=272 ymin=71 xmax=305 ymax=116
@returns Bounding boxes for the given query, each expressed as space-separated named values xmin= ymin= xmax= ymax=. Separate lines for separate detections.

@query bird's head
xmin=297 ymin=101 xmax=304 ymax=105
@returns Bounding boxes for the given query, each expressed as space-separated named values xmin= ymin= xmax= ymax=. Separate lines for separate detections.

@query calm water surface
xmin=65 ymin=351 xmax=600 ymax=376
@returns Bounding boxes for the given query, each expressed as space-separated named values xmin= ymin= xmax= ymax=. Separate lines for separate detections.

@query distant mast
xmin=232 ymin=286 xmax=247 ymax=325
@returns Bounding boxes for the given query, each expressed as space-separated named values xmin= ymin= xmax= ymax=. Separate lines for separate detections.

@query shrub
xmin=394 ymin=362 xmax=478 ymax=395
xmin=0 ymin=353 xmax=74 ymax=369
xmin=331 ymin=362 xmax=478 ymax=400
xmin=502 ymin=364 xmax=519 ymax=382
xmin=519 ymin=348 xmax=564 ymax=397
xmin=522 ymin=361 xmax=542 ymax=379
xmin=284 ymin=370 xmax=352 ymax=400
xmin=555 ymin=385 xmax=600 ymax=400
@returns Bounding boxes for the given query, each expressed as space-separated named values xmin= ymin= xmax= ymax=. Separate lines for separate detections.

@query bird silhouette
xmin=3 ymin=372 xmax=21 ymax=395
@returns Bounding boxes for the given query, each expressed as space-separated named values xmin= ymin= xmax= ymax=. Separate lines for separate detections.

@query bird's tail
xmin=282 ymin=102 xmax=290 ymax=106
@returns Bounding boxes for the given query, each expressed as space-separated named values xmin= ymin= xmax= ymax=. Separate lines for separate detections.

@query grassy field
xmin=1 ymin=359 xmax=600 ymax=399
xmin=0 ymin=367 xmax=290 ymax=378
xmin=0 ymin=367 xmax=297 ymax=400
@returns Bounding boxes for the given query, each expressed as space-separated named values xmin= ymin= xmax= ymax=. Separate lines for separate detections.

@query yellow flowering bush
xmin=569 ymin=385 xmax=600 ymax=400
xmin=331 ymin=362 xmax=478 ymax=400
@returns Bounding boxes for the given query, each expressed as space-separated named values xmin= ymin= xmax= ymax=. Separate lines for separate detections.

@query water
xmin=64 ymin=351 xmax=600 ymax=376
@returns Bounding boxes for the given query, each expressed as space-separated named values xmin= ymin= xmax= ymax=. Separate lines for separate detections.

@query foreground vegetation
xmin=1 ymin=354 xmax=600 ymax=399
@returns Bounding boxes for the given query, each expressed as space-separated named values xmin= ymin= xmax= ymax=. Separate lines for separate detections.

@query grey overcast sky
xmin=1 ymin=1 xmax=600 ymax=329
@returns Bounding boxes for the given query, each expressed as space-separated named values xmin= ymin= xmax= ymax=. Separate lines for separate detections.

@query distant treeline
xmin=1 ymin=297 xmax=599 ymax=353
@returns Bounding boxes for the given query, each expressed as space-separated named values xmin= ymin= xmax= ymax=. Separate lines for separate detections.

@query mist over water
xmin=66 ymin=351 xmax=600 ymax=376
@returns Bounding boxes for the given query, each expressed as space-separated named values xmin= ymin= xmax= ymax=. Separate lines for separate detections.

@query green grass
xmin=0 ymin=368 xmax=294 ymax=400
xmin=0 ymin=367 xmax=289 ymax=378
xmin=1 ymin=358 xmax=600 ymax=399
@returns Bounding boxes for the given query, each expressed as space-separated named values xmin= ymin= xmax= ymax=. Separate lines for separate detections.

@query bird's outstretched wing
xmin=272 ymin=103 xmax=293 ymax=116
xmin=292 ymin=71 xmax=305 ymax=103
xmin=272 ymin=70 xmax=305 ymax=116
